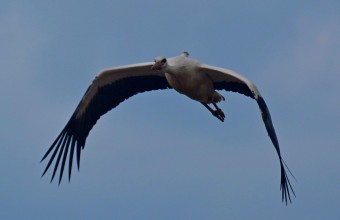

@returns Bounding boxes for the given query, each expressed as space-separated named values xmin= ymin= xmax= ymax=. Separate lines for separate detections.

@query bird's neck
xmin=165 ymin=64 xmax=185 ymax=75
xmin=164 ymin=64 xmax=174 ymax=74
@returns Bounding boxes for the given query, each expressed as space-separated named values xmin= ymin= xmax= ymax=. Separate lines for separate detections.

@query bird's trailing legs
xmin=201 ymin=102 xmax=225 ymax=122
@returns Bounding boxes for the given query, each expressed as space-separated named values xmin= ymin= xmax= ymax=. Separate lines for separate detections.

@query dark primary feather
xmin=41 ymin=75 xmax=170 ymax=183
xmin=214 ymin=81 xmax=255 ymax=98
xmin=214 ymin=81 xmax=295 ymax=204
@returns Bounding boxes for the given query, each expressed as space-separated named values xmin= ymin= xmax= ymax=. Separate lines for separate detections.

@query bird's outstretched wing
xmin=41 ymin=62 xmax=171 ymax=183
xmin=199 ymin=64 xmax=295 ymax=204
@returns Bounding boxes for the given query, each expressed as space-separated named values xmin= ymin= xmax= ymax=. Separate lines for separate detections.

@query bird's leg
xmin=201 ymin=102 xmax=225 ymax=122
xmin=213 ymin=103 xmax=225 ymax=120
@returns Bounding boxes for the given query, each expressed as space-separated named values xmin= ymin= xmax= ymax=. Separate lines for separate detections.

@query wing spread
xmin=41 ymin=62 xmax=171 ymax=183
xmin=199 ymin=64 xmax=295 ymax=204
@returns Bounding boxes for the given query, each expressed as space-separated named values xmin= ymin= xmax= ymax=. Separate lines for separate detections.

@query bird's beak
xmin=151 ymin=62 xmax=162 ymax=70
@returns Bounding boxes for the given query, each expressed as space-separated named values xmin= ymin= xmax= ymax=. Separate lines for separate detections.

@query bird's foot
xmin=212 ymin=109 xmax=225 ymax=122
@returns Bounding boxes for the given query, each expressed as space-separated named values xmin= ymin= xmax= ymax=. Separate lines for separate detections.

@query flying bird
xmin=41 ymin=52 xmax=295 ymax=204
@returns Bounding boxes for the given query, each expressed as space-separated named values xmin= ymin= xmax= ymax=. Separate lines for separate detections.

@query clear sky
xmin=1 ymin=0 xmax=339 ymax=219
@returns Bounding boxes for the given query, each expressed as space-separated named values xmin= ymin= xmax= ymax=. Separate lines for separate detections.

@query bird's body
xmin=163 ymin=54 xmax=222 ymax=103
xmin=41 ymin=52 xmax=295 ymax=204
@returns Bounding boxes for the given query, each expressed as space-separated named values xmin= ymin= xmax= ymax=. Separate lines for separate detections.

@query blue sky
xmin=1 ymin=0 xmax=339 ymax=219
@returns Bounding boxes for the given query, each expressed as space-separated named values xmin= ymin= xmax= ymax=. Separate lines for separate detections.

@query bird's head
xmin=151 ymin=56 xmax=167 ymax=71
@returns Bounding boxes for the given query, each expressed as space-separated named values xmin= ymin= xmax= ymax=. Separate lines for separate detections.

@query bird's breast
xmin=165 ymin=70 xmax=214 ymax=102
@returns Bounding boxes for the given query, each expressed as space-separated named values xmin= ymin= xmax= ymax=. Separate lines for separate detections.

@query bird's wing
xmin=41 ymin=62 xmax=171 ymax=183
xmin=199 ymin=64 xmax=295 ymax=204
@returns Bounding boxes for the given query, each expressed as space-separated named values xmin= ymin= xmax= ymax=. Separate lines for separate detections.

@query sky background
xmin=1 ymin=0 xmax=339 ymax=219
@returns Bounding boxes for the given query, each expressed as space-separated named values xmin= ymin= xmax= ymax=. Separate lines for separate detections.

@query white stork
xmin=41 ymin=52 xmax=295 ymax=204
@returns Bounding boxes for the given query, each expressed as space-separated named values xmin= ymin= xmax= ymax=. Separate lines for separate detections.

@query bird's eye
xmin=161 ymin=58 xmax=166 ymax=63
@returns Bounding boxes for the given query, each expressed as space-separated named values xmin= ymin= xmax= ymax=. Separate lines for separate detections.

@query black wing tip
xmin=41 ymin=127 xmax=83 ymax=185
xmin=279 ymin=159 xmax=296 ymax=205
xmin=40 ymin=156 xmax=47 ymax=163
